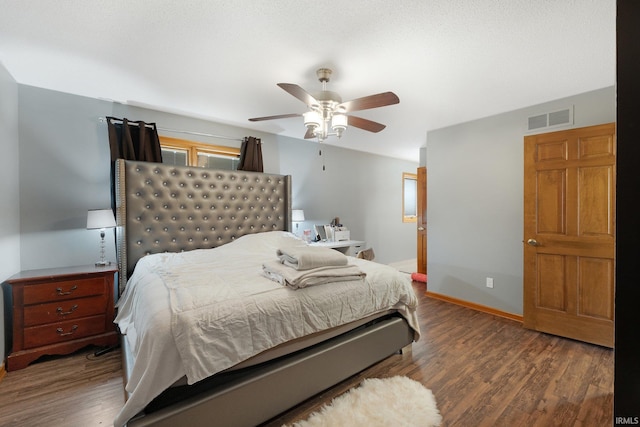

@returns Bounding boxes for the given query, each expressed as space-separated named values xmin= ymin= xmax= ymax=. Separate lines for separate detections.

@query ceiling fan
xmin=249 ymin=68 xmax=399 ymax=142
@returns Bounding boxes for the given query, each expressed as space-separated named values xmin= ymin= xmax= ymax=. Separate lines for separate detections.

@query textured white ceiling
xmin=0 ymin=0 xmax=615 ymax=161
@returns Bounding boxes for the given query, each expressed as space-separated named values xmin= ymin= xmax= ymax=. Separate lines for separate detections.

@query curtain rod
xmin=98 ymin=117 xmax=244 ymax=142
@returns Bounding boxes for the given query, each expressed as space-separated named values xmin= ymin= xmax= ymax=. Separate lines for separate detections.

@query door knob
xmin=527 ymin=238 xmax=539 ymax=246
xmin=418 ymin=227 xmax=425 ymax=231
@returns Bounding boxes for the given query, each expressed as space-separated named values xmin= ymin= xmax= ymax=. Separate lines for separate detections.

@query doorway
xmin=417 ymin=166 xmax=426 ymax=275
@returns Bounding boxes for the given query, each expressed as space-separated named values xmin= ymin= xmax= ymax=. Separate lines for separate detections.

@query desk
xmin=310 ymin=240 xmax=365 ymax=256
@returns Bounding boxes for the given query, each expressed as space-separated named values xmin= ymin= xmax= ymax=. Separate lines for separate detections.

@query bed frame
xmin=114 ymin=159 xmax=414 ymax=427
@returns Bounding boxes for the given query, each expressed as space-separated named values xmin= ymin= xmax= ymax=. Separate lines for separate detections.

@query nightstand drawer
xmin=23 ymin=277 xmax=105 ymax=304
xmin=23 ymin=295 xmax=107 ymax=327
xmin=23 ymin=315 xmax=107 ymax=348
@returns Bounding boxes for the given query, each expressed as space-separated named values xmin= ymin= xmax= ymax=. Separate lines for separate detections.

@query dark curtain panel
xmin=106 ymin=117 xmax=163 ymax=210
xmin=106 ymin=116 xmax=163 ymax=163
xmin=237 ymin=136 xmax=263 ymax=172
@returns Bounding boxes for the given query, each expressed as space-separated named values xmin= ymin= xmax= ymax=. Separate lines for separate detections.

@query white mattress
xmin=113 ymin=231 xmax=420 ymax=427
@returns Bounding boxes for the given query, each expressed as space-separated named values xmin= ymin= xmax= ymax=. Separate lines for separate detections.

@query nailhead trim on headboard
xmin=115 ymin=159 xmax=292 ymax=294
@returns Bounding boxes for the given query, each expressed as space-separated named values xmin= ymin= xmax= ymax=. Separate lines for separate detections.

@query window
xmin=402 ymin=172 xmax=417 ymax=223
xmin=159 ymin=136 xmax=240 ymax=170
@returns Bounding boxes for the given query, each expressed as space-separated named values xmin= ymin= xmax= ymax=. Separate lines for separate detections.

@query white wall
xmin=0 ymin=62 xmax=20 ymax=362
xmin=426 ymin=86 xmax=615 ymax=315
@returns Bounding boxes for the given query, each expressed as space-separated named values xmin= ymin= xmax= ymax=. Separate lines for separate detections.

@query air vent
xmin=528 ymin=114 xmax=548 ymax=130
xmin=548 ymin=109 xmax=571 ymax=126
xmin=526 ymin=106 xmax=573 ymax=132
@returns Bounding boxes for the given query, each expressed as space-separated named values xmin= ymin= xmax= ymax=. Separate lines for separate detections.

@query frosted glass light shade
xmin=331 ymin=113 xmax=348 ymax=131
xmin=303 ymin=111 xmax=321 ymax=128
xmin=87 ymin=209 xmax=116 ymax=229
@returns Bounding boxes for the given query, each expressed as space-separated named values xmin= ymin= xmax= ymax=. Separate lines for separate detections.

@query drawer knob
xmin=56 ymin=304 xmax=79 ymax=316
xmin=56 ymin=325 xmax=78 ymax=336
xmin=56 ymin=285 xmax=78 ymax=296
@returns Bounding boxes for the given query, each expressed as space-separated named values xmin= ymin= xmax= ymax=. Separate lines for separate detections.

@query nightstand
xmin=309 ymin=240 xmax=366 ymax=257
xmin=3 ymin=265 xmax=118 ymax=371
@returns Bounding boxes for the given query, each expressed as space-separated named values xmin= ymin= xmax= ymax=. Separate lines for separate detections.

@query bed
xmin=113 ymin=159 xmax=419 ymax=427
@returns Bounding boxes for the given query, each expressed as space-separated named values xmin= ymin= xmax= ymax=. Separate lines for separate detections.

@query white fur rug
xmin=286 ymin=376 xmax=442 ymax=427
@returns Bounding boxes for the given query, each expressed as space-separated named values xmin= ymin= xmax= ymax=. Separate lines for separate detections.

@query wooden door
xmin=523 ymin=123 xmax=615 ymax=348
xmin=417 ymin=167 xmax=427 ymax=275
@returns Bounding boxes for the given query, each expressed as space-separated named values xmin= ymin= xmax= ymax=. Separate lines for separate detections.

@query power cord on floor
xmin=94 ymin=344 xmax=120 ymax=357
xmin=85 ymin=344 xmax=121 ymax=360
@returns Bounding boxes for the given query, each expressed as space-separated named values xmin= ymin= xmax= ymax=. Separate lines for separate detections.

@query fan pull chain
xmin=319 ymin=146 xmax=326 ymax=171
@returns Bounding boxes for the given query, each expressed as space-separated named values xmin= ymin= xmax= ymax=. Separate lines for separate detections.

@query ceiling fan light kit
xmin=303 ymin=109 xmax=348 ymax=141
xmin=249 ymin=68 xmax=399 ymax=143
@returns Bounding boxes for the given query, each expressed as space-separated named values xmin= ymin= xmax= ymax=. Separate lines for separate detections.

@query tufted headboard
xmin=114 ymin=159 xmax=292 ymax=293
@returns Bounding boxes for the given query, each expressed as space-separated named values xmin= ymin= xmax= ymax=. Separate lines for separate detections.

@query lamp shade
xmin=292 ymin=209 xmax=305 ymax=222
xmin=87 ymin=209 xmax=116 ymax=230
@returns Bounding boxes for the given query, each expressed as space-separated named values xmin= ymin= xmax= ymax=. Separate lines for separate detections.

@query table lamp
xmin=292 ymin=209 xmax=305 ymax=234
xmin=87 ymin=209 xmax=116 ymax=266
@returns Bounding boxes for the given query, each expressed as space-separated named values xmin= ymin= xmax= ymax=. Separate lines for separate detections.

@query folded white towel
xmin=262 ymin=260 xmax=365 ymax=289
xmin=276 ymin=246 xmax=348 ymax=270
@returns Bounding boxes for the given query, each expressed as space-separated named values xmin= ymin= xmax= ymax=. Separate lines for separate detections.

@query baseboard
xmin=425 ymin=291 xmax=523 ymax=323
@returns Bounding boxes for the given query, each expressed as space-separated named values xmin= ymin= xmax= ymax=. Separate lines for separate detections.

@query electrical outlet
xmin=486 ymin=277 xmax=494 ymax=288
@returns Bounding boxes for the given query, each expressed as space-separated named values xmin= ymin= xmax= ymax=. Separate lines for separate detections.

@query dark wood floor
xmin=0 ymin=282 xmax=613 ymax=427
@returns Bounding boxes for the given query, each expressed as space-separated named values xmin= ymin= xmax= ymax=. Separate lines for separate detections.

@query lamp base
xmin=95 ymin=260 xmax=112 ymax=267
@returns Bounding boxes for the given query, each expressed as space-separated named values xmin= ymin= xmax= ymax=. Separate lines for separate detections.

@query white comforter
xmin=113 ymin=231 xmax=419 ymax=427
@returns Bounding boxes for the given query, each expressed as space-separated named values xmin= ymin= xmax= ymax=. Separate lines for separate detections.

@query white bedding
xmin=113 ymin=231 xmax=420 ymax=427
xmin=262 ymin=260 xmax=366 ymax=288
xmin=276 ymin=245 xmax=348 ymax=270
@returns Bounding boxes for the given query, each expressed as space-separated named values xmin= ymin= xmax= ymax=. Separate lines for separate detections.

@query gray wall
xmin=426 ymin=86 xmax=615 ymax=315
xmin=110 ymin=104 xmax=418 ymax=262
xmin=3 ymin=78 xmax=615 ymax=362
xmin=18 ymin=86 xmax=116 ymax=270
xmin=0 ymin=62 xmax=20 ymax=365
xmin=3 ymin=84 xmax=418 ymax=359
xmin=16 ymin=87 xmax=418 ymax=272
xmin=275 ymin=139 xmax=418 ymax=263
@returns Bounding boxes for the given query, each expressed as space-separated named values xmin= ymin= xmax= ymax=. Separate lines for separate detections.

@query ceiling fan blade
xmin=277 ymin=83 xmax=319 ymax=106
xmin=348 ymin=115 xmax=387 ymax=133
xmin=248 ymin=113 xmax=301 ymax=122
xmin=339 ymin=92 xmax=399 ymax=113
